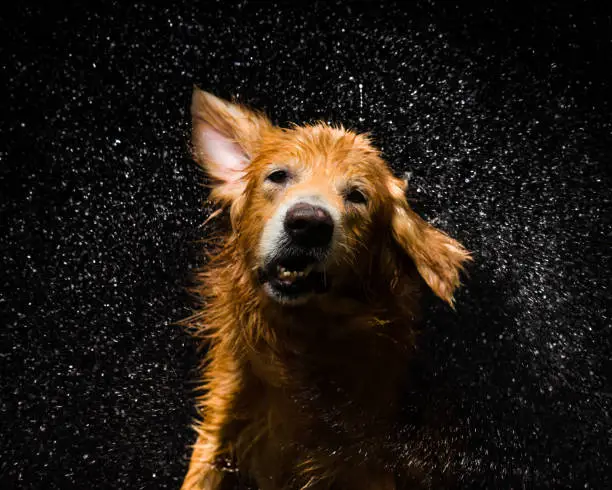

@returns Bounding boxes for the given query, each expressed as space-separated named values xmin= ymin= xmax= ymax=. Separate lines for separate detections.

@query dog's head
xmin=191 ymin=88 xmax=471 ymax=308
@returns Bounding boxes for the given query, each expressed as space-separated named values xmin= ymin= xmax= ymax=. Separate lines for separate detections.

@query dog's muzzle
xmin=259 ymin=201 xmax=336 ymax=305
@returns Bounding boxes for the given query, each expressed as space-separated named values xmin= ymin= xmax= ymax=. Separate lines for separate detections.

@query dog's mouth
xmin=259 ymin=255 xmax=330 ymax=305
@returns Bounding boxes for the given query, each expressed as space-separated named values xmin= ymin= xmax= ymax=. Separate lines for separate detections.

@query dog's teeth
xmin=276 ymin=264 xmax=316 ymax=281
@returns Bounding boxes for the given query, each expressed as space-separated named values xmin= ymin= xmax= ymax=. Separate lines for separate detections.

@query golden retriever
xmin=181 ymin=87 xmax=471 ymax=490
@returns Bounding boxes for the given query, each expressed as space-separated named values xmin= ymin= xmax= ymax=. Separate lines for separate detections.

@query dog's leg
xmin=181 ymin=354 xmax=244 ymax=490
xmin=181 ymin=431 xmax=227 ymax=490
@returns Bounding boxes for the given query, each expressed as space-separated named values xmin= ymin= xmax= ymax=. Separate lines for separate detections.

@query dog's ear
xmin=388 ymin=176 xmax=472 ymax=307
xmin=191 ymin=87 xmax=272 ymax=205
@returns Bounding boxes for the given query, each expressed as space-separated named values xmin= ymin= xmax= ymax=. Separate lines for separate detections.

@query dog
xmin=181 ymin=87 xmax=471 ymax=490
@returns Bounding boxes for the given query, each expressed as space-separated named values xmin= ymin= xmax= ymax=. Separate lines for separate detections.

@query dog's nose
xmin=284 ymin=203 xmax=334 ymax=248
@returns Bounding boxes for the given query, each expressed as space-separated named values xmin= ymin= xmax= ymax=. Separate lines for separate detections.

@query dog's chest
xmin=246 ymin=324 xmax=409 ymax=443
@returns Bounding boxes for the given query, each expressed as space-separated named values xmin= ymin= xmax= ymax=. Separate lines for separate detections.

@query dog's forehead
xmin=258 ymin=124 xmax=384 ymax=177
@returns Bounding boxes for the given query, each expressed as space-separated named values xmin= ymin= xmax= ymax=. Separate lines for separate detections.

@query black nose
xmin=284 ymin=203 xmax=334 ymax=248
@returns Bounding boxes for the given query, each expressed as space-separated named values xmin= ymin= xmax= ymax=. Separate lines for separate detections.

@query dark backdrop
xmin=1 ymin=1 xmax=611 ymax=488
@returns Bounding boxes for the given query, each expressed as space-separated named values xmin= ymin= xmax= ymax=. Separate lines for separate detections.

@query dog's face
xmin=191 ymin=88 xmax=470 ymax=307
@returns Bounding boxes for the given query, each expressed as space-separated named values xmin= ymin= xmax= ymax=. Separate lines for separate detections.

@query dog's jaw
xmin=257 ymin=257 xmax=331 ymax=306
xmin=262 ymin=282 xmax=312 ymax=306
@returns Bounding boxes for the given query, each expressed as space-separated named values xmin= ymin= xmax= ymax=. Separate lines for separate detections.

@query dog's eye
xmin=266 ymin=169 xmax=289 ymax=185
xmin=345 ymin=188 xmax=368 ymax=205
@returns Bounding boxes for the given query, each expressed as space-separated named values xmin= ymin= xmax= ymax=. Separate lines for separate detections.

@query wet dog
xmin=181 ymin=88 xmax=471 ymax=490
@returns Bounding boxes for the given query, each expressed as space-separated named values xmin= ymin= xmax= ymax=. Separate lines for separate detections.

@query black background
xmin=1 ymin=1 xmax=611 ymax=488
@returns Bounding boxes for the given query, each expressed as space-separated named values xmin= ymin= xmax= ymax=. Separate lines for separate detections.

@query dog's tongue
xmin=278 ymin=275 xmax=298 ymax=286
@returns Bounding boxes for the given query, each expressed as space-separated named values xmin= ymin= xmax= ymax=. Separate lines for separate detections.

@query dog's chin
xmin=258 ymin=255 xmax=330 ymax=306
xmin=262 ymin=282 xmax=313 ymax=306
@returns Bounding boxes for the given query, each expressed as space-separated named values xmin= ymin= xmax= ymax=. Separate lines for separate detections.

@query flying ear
xmin=191 ymin=87 xmax=272 ymax=205
xmin=388 ymin=177 xmax=472 ymax=307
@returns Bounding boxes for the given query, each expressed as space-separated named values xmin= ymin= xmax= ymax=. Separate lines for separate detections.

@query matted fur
xmin=181 ymin=88 xmax=471 ymax=490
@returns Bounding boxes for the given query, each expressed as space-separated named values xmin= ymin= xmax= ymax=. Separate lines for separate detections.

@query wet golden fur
xmin=181 ymin=88 xmax=471 ymax=490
